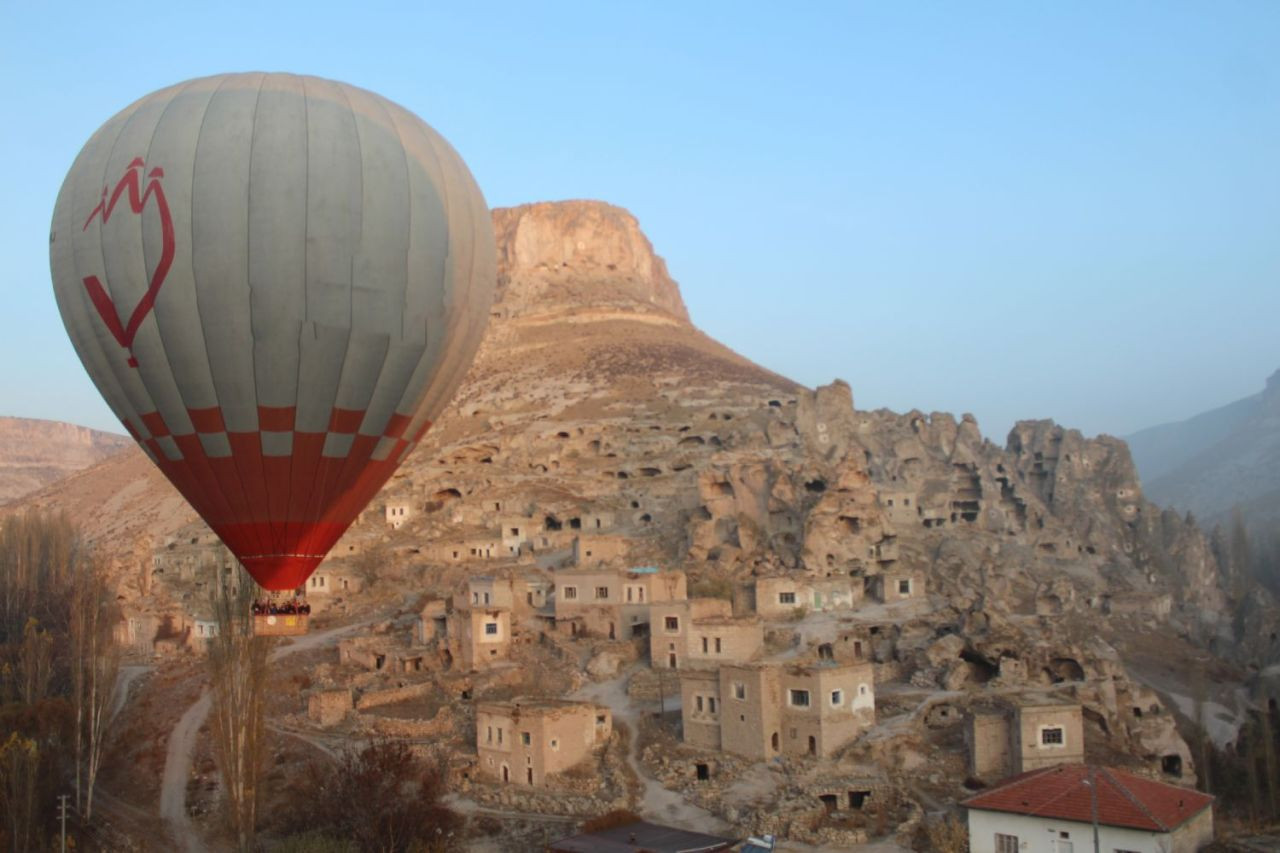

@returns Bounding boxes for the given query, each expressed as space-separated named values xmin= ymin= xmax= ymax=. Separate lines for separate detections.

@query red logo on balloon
xmin=81 ymin=158 xmax=175 ymax=368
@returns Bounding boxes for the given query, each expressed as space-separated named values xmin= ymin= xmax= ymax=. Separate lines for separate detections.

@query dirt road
xmin=159 ymin=620 xmax=370 ymax=852
xmin=571 ymin=666 xmax=730 ymax=833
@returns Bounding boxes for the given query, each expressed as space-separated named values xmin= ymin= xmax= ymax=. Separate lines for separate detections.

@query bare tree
xmin=922 ymin=813 xmax=969 ymax=853
xmin=1191 ymin=664 xmax=1212 ymax=794
xmin=69 ymin=558 xmax=120 ymax=820
xmin=0 ymin=733 xmax=40 ymax=853
xmin=207 ymin=563 xmax=270 ymax=852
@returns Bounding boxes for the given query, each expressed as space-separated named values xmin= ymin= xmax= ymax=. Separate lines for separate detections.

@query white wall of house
xmin=967 ymin=808 xmax=1209 ymax=853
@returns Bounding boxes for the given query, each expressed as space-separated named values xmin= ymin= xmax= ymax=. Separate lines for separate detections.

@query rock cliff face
xmin=0 ymin=416 xmax=131 ymax=504
xmin=491 ymin=201 xmax=689 ymax=322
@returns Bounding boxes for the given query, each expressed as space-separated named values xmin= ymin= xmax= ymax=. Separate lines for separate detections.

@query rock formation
xmin=0 ymin=416 xmax=131 ymax=504
xmin=9 ymin=199 xmax=1273 ymax=847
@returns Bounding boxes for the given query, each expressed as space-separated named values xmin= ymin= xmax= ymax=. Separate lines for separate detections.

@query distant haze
xmin=2 ymin=4 xmax=1277 ymax=441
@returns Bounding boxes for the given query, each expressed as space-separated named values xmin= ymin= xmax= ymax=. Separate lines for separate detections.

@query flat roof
xmin=476 ymin=698 xmax=607 ymax=715
xmin=549 ymin=820 xmax=735 ymax=853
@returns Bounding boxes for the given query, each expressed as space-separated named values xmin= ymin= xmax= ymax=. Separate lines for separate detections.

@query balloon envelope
xmin=50 ymin=73 xmax=495 ymax=590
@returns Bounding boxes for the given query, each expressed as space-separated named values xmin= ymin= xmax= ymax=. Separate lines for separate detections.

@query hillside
xmin=10 ymin=199 xmax=1277 ymax=849
xmin=0 ymin=416 xmax=131 ymax=505
xmin=1127 ymin=370 xmax=1280 ymax=529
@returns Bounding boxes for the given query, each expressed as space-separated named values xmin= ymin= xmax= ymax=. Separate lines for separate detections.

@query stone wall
xmin=355 ymin=680 xmax=435 ymax=711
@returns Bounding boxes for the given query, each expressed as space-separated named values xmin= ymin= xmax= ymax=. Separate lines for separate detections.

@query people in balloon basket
xmin=251 ymin=598 xmax=310 ymax=616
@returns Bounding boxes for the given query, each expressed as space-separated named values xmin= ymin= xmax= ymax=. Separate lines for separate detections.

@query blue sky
xmin=2 ymin=2 xmax=1277 ymax=441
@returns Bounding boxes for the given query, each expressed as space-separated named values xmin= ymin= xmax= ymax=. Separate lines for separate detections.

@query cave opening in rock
xmin=959 ymin=649 xmax=998 ymax=683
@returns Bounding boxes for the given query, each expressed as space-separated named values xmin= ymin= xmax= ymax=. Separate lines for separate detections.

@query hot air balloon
xmin=50 ymin=73 xmax=496 ymax=627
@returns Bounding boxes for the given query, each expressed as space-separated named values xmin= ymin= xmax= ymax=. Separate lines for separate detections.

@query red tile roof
xmin=961 ymin=764 xmax=1213 ymax=833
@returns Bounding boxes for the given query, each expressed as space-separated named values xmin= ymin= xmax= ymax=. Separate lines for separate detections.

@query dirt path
xmin=159 ymin=620 xmax=370 ymax=851
xmin=111 ymin=664 xmax=152 ymax=722
xmin=571 ymin=665 xmax=730 ymax=833
xmin=159 ymin=690 xmax=211 ymax=851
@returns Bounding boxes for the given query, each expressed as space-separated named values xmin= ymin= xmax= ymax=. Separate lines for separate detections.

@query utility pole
xmin=1082 ymin=769 xmax=1100 ymax=853
xmin=57 ymin=793 xmax=69 ymax=853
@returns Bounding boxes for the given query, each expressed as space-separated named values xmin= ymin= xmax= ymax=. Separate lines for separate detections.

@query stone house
xmin=752 ymin=575 xmax=862 ymax=620
xmin=963 ymin=764 xmax=1213 ymax=853
xmin=868 ymin=568 xmax=925 ymax=603
xmin=440 ymin=573 xmax=514 ymax=666
xmin=648 ymin=598 xmax=763 ymax=670
xmin=571 ymin=534 xmax=630 ymax=566
xmin=305 ymin=566 xmax=363 ymax=596
xmin=447 ymin=606 xmax=511 ymax=670
xmin=515 ymin=572 xmax=552 ymax=612
xmin=475 ymin=698 xmax=612 ymax=786
xmin=434 ymin=535 xmax=503 ymax=563
xmin=967 ymin=700 xmax=1085 ymax=781
xmin=681 ymin=660 xmax=875 ymax=759
xmin=385 ymin=499 xmax=415 ymax=529
xmin=338 ymin=638 xmax=393 ymax=671
xmin=878 ymin=489 xmax=919 ymax=524
xmin=554 ymin=566 xmax=687 ymax=639
xmin=307 ymin=688 xmax=353 ymax=727
xmin=416 ymin=599 xmax=447 ymax=645
xmin=500 ymin=516 xmax=536 ymax=555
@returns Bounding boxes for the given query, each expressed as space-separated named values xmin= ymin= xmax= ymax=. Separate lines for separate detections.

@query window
xmin=733 ymin=683 xmax=745 ymax=700
xmin=595 ymin=586 xmax=610 ymax=600
xmin=563 ymin=586 xmax=578 ymax=600
xmin=830 ymin=690 xmax=843 ymax=706
xmin=1041 ymin=727 xmax=1065 ymax=746
xmin=665 ymin=616 xmax=680 ymax=632
xmin=484 ymin=622 xmax=499 ymax=636
xmin=521 ymin=732 xmax=531 ymax=745
xmin=995 ymin=834 xmax=1018 ymax=853
xmin=779 ymin=591 xmax=796 ymax=605
xmin=898 ymin=578 xmax=911 ymax=595
xmin=789 ymin=689 xmax=810 ymax=707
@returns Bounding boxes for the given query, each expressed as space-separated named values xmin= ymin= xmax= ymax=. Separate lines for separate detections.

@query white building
xmin=963 ymin=764 xmax=1213 ymax=853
